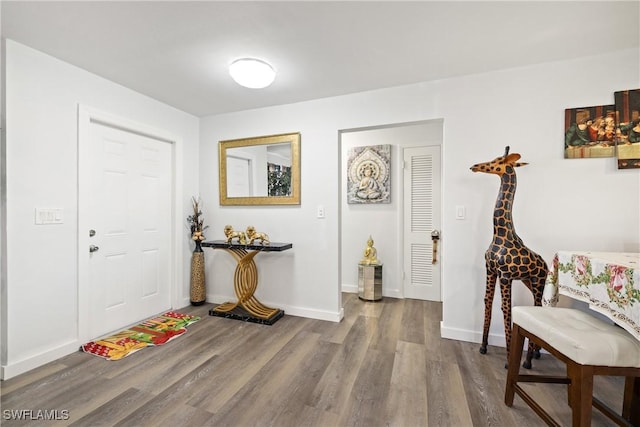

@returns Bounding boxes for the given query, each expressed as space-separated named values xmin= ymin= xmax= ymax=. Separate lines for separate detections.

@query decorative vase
xmin=190 ymin=239 xmax=206 ymax=306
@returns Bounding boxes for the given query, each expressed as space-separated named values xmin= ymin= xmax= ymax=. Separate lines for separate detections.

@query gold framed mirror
xmin=219 ymin=132 xmax=301 ymax=205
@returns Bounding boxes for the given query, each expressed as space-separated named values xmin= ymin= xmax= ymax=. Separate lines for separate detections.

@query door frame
xmin=77 ymin=105 xmax=183 ymax=342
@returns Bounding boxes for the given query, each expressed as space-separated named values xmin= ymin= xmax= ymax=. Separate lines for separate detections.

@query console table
xmin=201 ymin=240 xmax=292 ymax=325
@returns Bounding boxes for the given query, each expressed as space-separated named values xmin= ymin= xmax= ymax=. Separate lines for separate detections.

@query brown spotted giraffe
xmin=470 ymin=146 xmax=548 ymax=368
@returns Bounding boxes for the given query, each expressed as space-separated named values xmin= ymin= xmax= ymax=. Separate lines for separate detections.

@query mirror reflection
xmin=226 ymin=143 xmax=292 ymax=197
xmin=219 ymin=132 xmax=300 ymax=205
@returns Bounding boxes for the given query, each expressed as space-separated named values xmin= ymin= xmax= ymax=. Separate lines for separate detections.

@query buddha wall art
xmin=347 ymin=144 xmax=391 ymax=204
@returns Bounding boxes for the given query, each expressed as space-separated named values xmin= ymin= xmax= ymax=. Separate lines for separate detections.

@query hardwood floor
xmin=1 ymin=293 xmax=625 ymax=426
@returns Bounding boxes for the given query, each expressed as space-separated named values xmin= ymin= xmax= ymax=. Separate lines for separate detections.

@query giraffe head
xmin=470 ymin=146 xmax=528 ymax=176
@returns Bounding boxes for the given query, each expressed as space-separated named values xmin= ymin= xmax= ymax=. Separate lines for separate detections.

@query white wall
xmin=200 ymin=47 xmax=640 ymax=349
xmin=2 ymin=40 xmax=200 ymax=379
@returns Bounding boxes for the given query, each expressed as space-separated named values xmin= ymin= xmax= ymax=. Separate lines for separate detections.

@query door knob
xmin=89 ymin=245 xmax=100 ymax=253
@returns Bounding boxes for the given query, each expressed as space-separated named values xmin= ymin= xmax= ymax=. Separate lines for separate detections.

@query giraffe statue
xmin=470 ymin=146 xmax=548 ymax=368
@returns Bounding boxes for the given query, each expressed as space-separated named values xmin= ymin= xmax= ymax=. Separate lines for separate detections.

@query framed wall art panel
xmin=564 ymin=104 xmax=616 ymax=159
xmin=347 ymin=144 xmax=391 ymax=204
xmin=614 ymin=88 xmax=640 ymax=169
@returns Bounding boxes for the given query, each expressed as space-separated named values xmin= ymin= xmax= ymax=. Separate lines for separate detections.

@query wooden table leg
xmin=212 ymin=248 xmax=280 ymax=320
xmin=623 ymin=376 xmax=640 ymax=426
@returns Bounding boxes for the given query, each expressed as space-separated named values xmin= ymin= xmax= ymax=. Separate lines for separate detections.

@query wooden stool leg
xmin=505 ymin=323 xmax=526 ymax=406
xmin=623 ymin=376 xmax=640 ymax=424
xmin=567 ymin=362 xmax=594 ymax=427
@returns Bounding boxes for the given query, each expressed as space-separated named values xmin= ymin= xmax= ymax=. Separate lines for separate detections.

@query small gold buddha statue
xmin=360 ymin=236 xmax=379 ymax=265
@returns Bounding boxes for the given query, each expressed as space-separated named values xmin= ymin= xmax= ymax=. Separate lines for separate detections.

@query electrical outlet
xmin=317 ymin=205 xmax=325 ymax=219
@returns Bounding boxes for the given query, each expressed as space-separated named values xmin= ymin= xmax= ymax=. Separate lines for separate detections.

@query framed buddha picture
xmin=347 ymin=144 xmax=391 ymax=204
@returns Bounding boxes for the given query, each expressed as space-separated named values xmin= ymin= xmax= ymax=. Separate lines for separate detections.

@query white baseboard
xmin=439 ymin=321 xmax=506 ymax=348
xmin=1 ymin=340 xmax=80 ymax=380
xmin=341 ymin=284 xmax=403 ymax=299
xmin=178 ymin=297 xmax=191 ymax=309
xmin=383 ymin=288 xmax=403 ymax=299
xmin=284 ymin=304 xmax=342 ymax=322
xmin=206 ymin=293 xmax=342 ymax=323
xmin=342 ymin=284 xmax=358 ymax=294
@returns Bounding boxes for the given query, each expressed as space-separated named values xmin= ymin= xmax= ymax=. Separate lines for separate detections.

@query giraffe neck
xmin=493 ymin=167 xmax=518 ymax=241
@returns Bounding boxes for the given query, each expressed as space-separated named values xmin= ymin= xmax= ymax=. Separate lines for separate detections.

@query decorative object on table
xmin=81 ymin=311 xmax=200 ymax=360
xmin=187 ymin=196 xmax=208 ymax=306
xmin=614 ymin=88 xmax=640 ymax=169
xmin=245 ymin=225 xmax=270 ymax=245
xmin=470 ymin=146 xmax=548 ymax=367
xmin=564 ymin=104 xmax=616 ymax=159
xmin=223 ymin=225 xmax=246 ymax=244
xmin=347 ymin=145 xmax=391 ymax=204
xmin=359 ymin=235 xmax=379 ymax=265
xmin=358 ymin=236 xmax=382 ymax=301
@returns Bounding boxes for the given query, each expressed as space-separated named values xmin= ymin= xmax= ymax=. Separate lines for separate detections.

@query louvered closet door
xmin=403 ymin=146 xmax=441 ymax=301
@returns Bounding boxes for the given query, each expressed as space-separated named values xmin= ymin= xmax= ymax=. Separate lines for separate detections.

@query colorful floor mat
xmin=81 ymin=311 xmax=200 ymax=360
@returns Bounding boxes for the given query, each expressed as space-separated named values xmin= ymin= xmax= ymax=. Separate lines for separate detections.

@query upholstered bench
xmin=504 ymin=306 xmax=640 ymax=427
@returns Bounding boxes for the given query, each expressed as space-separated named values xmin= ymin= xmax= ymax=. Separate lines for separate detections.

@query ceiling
xmin=3 ymin=1 xmax=639 ymax=117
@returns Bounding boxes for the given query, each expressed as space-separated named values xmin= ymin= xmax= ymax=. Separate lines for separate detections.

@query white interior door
xmin=403 ymin=146 xmax=441 ymax=301
xmin=87 ymin=121 xmax=172 ymax=338
xmin=227 ymin=155 xmax=252 ymax=197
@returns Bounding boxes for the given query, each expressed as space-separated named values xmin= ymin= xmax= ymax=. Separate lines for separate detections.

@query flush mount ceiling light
xmin=229 ymin=58 xmax=276 ymax=89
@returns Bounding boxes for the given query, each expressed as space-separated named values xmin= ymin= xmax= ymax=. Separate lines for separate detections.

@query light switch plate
xmin=35 ymin=208 xmax=64 ymax=224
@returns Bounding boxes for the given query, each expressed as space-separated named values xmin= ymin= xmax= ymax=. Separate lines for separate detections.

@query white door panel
xmin=88 ymin=122 xmax=172 ymax=338
xmin=403 ymin=146 xmax=441 ymax=301
xmin=227 ymin=156 xmax=252 ymax=197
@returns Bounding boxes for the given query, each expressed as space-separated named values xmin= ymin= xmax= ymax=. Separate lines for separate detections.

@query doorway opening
xmin=338 ymin=119 xmax=443 ymax=310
